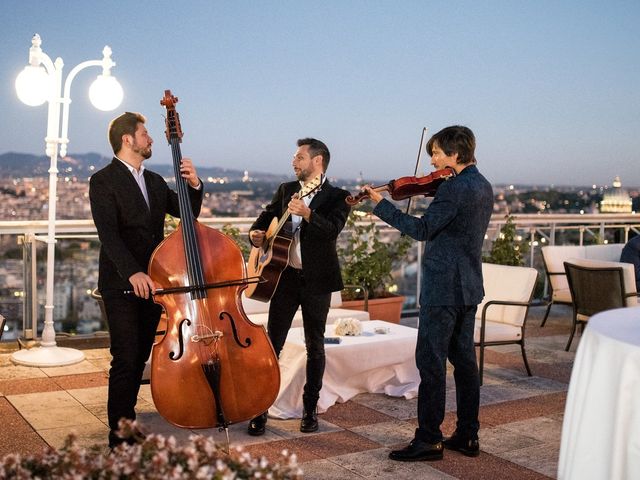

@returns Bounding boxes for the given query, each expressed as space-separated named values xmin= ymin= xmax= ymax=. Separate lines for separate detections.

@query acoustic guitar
xmin=245 ymin=174 xmax=323 ymax=301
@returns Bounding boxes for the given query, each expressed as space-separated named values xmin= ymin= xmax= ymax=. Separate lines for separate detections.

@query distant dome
xmin=600 ymin=176 xmax=632 ymax=213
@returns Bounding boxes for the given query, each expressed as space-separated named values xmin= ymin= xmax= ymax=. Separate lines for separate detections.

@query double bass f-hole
xmin=169 ymin=318 xmax=191 ymax=360
xmin=219 ymin=312 xmax=251 ymax=348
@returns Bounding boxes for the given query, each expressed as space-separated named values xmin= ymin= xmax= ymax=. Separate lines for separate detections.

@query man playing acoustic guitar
xmin=247 ymin=138 xmax=350 ymax=435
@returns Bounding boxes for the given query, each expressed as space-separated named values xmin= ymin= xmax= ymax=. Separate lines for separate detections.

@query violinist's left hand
xmin=288 ymin=196 xmax=311 ymax=221
xmin=362 ymin=185 xmax=383 ymax=204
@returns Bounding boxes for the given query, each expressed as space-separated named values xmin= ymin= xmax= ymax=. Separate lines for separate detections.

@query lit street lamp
xmin=12 ymin=34 xmax=123 ymax=367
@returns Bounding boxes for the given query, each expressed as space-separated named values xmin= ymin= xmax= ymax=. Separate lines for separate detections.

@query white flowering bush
xmin=0 ymin=420 xmax=303 ymax=479
xmin=334 ymin=317 xmax=362 ymax=336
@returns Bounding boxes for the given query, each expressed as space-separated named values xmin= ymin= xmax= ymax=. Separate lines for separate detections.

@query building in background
xmin=600 ymin=176 xmax=633 ymax=213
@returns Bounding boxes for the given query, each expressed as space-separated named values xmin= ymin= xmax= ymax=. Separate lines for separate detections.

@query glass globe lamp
xmin=15 ymin=65 xmax=51 ymax=106
xmin=88 ymin=74 xmax=123 ymax=111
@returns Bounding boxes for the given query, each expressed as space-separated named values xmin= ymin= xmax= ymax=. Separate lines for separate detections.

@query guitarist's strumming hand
xmin=250 ymin=229 xmax=266 ymax=247
xmin=288 ymin=197 xmax=312 ymax=222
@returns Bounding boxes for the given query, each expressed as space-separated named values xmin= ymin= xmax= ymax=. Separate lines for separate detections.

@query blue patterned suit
xmin=373 ymin=164 xmax=493 ymax=443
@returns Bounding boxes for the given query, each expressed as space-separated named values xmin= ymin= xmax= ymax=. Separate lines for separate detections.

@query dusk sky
xmin=2 ymin=1 xmax=638 ymax=186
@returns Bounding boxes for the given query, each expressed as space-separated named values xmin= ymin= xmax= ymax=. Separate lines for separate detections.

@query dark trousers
xmin=101 ymin=290 xmax=161 ymax=438
xmin=416 ymin=305 xmax=480 ymax=443
xmin=267 ymin=267 xmax=331 ymax=411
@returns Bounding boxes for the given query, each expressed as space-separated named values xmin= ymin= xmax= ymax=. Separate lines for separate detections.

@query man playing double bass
xmin=89 ymin=112 xmax=203 ymax=449
xmin=247 ymin=138 xmax=351 ymax=435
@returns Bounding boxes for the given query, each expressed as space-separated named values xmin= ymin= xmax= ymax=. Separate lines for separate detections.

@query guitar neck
xmin=267 ymin=178 xmax=320 ymax=243
xmin=270 ymin=207 xmax=293 ymax=241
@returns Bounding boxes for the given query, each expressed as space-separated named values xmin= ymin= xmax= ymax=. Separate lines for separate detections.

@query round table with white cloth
xmin=558 ymin=307 xmax=640 ymax=479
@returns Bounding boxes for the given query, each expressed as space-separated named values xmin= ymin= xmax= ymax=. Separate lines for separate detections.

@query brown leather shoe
xmin=389 ymin=439 xmax=444 ymax=461
xmin=443 ymin=433 xmax=480 ymax=457
xmin=247 ymin=412 xmax=268 ymax=436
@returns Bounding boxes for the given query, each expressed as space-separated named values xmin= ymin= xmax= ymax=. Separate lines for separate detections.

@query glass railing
xmin=1 ymin=213 xmax=639 ymax=342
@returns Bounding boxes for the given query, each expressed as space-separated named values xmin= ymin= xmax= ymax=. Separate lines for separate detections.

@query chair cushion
xmin=542 ymin=245 xmax=626 ymax=296
xmin=542 ymin=246 xmax=586 ymax=293
xmin=330 ymin=291 xmax=342 ymax=307
xmin=478 ymin=263 xmax=538 ymax=327
xmin=474 ymin=319 xmax=522 ymax=343
xmin=243 ymin=290 xmax=343 ymax=314
xmin=552 ymin=288 xmax=572 ymax=303
xmin=248 ymin=307 xmax=370 ymax=328
xmin=584 ymin=244 xmax=625 ymax=261
xmin=241 ymin=293 xmax=270 ymax=314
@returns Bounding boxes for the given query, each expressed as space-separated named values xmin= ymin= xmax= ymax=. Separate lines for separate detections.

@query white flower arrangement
xmin=0 ymin=419 xmax=302 ymax=479
xmin=334 ymin=317 xmax=362 ymax=336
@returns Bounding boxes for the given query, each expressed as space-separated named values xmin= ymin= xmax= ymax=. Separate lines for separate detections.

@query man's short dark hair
xmin=108 ymin=112 xmax=146 ymax=154
xmin=426 ymin=126 xmax=476 ymax=165
xmin=297 ymin=137 xmax=330 ymax=171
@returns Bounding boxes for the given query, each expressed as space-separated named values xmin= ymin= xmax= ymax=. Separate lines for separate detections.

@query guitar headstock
xmin=299 ymin=174 xmax=324 ymax=198
xmin=160 ymin=90 xmax=183 ymax=143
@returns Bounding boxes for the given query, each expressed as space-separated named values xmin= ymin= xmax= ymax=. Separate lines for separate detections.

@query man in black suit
xmin=89 ymin=111 xmax=203 ymax=448
xmin=363 ymin=126 xmax=494 ymax=461
xmin=247 ymin=138 xmax=350 ymax=435
xmin=620 ymin=235 xmax=640 ymax=291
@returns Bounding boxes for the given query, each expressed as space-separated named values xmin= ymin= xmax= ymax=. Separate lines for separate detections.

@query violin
xmin=148 ymin=91 xmax=280 ymax=432
xmin=345 ymin=167 xmax=456 ymax=206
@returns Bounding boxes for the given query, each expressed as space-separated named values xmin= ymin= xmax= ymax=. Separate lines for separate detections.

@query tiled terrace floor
xmin=0 ymin=305 xmax=578 ymax=479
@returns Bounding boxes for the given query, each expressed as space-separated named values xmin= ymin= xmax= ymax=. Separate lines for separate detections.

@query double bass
xmin=148 ymin=91 xmax=280 ymax=430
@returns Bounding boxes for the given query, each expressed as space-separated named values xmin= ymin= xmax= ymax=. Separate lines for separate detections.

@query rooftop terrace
xmin=0 ymin=304 xmax=576 ymax=479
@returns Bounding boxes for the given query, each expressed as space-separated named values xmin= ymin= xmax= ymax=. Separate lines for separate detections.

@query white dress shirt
xmin=288 ymin=177 xmax=325 ymax=269
xmin=117 ymin=157 xmax=150 ymax=208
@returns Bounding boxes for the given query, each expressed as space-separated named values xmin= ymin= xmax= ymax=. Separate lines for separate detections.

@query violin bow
xmin=404 ymin=127 xmax=428 ymax=216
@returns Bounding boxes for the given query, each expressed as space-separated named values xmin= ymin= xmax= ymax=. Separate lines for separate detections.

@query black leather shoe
xmin=247 ymin=412 xmax=268 ymax=436
xmin=389 ymin=439 xmax=444 ymax=461
xmin=300 ymin=409 xmax=318 ymax=433
xmin=443 ymin=433 xmax=480 ymax=457
xmin=108 ymin=428 xmax=146 ymax=449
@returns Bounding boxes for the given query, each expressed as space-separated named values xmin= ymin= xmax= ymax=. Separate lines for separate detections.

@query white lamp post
xmin=12 ymin=34 xmax=123 ymax=367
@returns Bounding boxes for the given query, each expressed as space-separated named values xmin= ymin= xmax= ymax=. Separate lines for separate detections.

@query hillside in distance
xmin=0 ymin=151 xmax=290 ymax=182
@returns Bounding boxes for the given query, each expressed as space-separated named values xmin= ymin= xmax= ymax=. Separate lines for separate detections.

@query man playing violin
xmin=89 ymin=112 xmax=203 ymax=449
xmin=247 ymin=138 xmax=350 ymax=435
xmin=362 ymin=126 xmax=493 ymax=461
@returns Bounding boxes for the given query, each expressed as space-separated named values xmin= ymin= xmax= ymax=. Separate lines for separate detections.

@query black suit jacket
xmin=250 ymin=180 xmax=351 ymax=294
xmin=89 ymin=158 xmax=203 ymax=291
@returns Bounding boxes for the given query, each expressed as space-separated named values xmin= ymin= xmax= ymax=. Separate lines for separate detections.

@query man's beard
xmin=132 ymin=143 xmax=152 ymax=159
xmin=296 ymin=167 xmax=311 ymax=182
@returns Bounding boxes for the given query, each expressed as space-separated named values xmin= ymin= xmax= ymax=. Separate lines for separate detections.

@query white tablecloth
xmin=269 ymin=320 xmax=420 ymax=419
xmin=558 ymin=307 xmax=640 ymax=479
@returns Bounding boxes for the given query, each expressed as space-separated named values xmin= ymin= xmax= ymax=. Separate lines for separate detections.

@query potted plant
xmin=338 ymin=210 xmax=412 ymax=323
xmin=483 ymin=215 xmax=528 ymax=266
xmin=483 ymin=215 xmax=544 ymax=298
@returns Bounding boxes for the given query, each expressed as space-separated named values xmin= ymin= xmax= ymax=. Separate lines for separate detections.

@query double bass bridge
xmin=191 ymin=330 xmax=224 ymax=344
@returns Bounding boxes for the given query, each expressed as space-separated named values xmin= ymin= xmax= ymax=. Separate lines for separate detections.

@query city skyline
xmin=0 ymin=150 xmax=636 ymax=189
xmin=2 ymin=1 xmax=639 ymax=186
